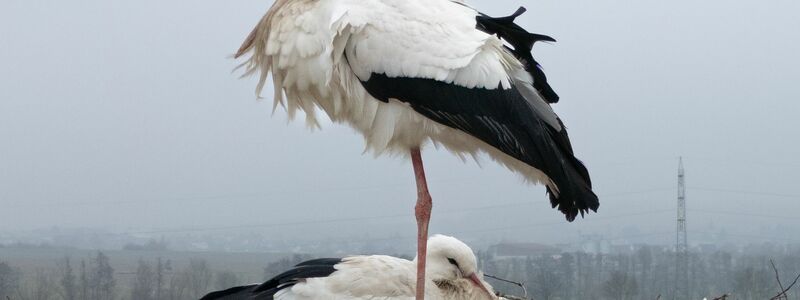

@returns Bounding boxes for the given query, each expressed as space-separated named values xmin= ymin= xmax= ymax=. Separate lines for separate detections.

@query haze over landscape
xmin=3 ymin=1 xmax=800 ymax=299
xmin=2 ymin=0 xmax=799 ymax=250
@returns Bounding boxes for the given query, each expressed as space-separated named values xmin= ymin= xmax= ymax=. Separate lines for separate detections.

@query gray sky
xmin=1 ymin=0 xmax=799 ymax=246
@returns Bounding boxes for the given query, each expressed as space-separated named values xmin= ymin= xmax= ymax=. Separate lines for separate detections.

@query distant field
xmin=0 ymin=247 xmax=292 ymax=283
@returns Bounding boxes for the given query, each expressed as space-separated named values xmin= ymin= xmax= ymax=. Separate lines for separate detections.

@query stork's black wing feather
xmin=359 ymin=73 xmax=598 ymax=221
xmin=200 ymin=258 xmax=342 ymax=300
xmin=476 ymin=7 xmax=560 ymax=103
xmin=353 ymin=6 xmax=595 ymax=220
xmin=294 ymin=258 xmax=343 ymax=267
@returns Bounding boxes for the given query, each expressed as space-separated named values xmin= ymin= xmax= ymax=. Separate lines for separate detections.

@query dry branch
xmin=770 ymin=273 xmax=800 ymax=300
xmin=768 ymin=259 xmax=800 ymax=300
xmin=770 ymin=259 xmax=787 ymax=300
xmin=485 ymin=273 xmax=528 ymax=299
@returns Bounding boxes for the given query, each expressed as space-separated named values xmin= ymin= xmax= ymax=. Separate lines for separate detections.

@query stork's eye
xmin=447 ymin=258 xmax=460 ymax=268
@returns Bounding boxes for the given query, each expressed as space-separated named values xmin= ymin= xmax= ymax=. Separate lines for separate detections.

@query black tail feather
xmin=476 ymin=7 xmax=595 ymax=218
xmin=541 ymin=119 xmax=598 ymax=221
xmin=476 ymin=6 xmax=560 ymax=103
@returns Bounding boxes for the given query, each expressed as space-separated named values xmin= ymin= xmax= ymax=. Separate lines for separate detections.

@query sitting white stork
xmin=201 ymin=235 xmax=500 ymax=300
xmin=235 ymin=0 xmax=598 ymax=298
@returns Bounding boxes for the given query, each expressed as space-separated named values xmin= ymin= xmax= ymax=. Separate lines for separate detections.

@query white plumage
xmin=234 ymin=0 xmax=598 ymax=298
xmin=237 ymin=0 xmax=560 ymax=187
xmin=201 ymin=235 xmax=500 ymax=300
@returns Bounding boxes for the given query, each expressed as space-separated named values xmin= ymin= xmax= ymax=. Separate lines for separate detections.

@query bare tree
xmin=732 ymin=266 xmax=773 ymax=300
xmin=131 ymin=260 xmax=155 ymax=300
xmin=558 ymin=253 xmax=576 ymax=300
xmin=183 ymin=259 xmax=213 ymax=299
xmin=57 ymin=256 xmax=77 ymax=300
xmin=528 ymin=256 xmax=563 ymax=300
xmin=768 ymin=259 xmax=800 ymax=300
xmin=214 ymin=271 xmax=240 ymax=291
xmin=601 ymin=271 xmax=638 ymax=300
xmin=88 ymin=252 xmax=116 ymax=300
xmin=167 ymin=271 xmax=188 ymax=300
xmin=78 ymin=260 xmax=88 ymax=300
xmin=0 ymin=261 xmax=21 ymax=300
xmin=635 ymin=246 xmax=657 ymax=299
xmin=155 ymin=258 xmax=166 ymax=300
xmin=18 ymin=269 xmax=58 ymax=300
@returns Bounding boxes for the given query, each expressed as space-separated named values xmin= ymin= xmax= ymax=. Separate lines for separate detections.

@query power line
xmin=0 ymin=176 xmax=476 ymax=208
xmin=682 ymin=156 xmax=800 ymax=169
xmin=122 ymin=208 xmax=673 ymax=236
xmin=441 ymin=209 xmax=674 ymax=236
xmin=7 ymin=184 xmax=795 ymax=209
xmin=687 ymin=186 xmax=800 ymax=199
xmin=688 ymin=209 xmax=799 ymax=220
xmin=600 ymin=187 xmax=675 ymax=197
xmin=690 ymin=231 xmax=800 ymax=244
xmin=123 ymin=201 xmax=537 ymax=235
xmin=588 ymin=156 xmax=679 ymax=168
xmin=2 ymin=181 xmax=677 ymax=208
xmin=305 ymin=231 xmax=677 ymax=249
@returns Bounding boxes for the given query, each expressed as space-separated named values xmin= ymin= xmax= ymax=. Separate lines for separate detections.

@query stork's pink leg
xmin=410 ymin=148 xmax=432 ymax=300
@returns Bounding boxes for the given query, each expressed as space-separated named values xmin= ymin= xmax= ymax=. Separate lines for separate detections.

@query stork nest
xmin=485 ymin=274 xmax=530 ymax=300
xmin=497 ymin=293 xmax=529 ymax=300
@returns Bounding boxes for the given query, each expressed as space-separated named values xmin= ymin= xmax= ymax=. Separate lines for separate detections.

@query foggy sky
xmin=1 ymin=0 xmax=799 ymax=246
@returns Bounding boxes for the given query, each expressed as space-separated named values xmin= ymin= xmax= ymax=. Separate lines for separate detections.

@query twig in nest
xmin=770 ymin=269 xmax=800 ymax=300
xmin=484 ymin=273 xmax=528 ymax=299
xmin=771 ymin=259 xmax=787 ymax=299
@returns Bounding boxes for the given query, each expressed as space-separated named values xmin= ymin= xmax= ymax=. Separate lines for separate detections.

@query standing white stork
xmin=201 ymin=235 xmax=499 ymax=300
xmin=235 ymin=0 xmax=598 ymax=298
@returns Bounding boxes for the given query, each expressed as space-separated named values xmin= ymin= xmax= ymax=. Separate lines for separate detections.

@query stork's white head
xmin=416 ymin=235 xmax=496 ymax=299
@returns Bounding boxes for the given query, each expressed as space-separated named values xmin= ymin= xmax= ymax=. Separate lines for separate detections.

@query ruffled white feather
xmin=237 ymin=0 xmax=557 ymax=187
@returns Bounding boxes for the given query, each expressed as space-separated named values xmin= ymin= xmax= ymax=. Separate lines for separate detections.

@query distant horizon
xmin=3 ymin=224 xmax=798 ymax=257
xmin=2 ymin=0 xmax=800 ymax=251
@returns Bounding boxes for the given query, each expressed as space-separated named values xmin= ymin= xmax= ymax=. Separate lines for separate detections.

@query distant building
xmin=573 ymin=234 xmax=611 ymax=254
xmin=488 ymin=242 xmax=561 ymax=258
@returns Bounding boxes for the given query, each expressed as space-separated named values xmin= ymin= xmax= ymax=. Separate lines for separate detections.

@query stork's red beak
xmin=467 ymin=273 xmax=496 ymax=299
